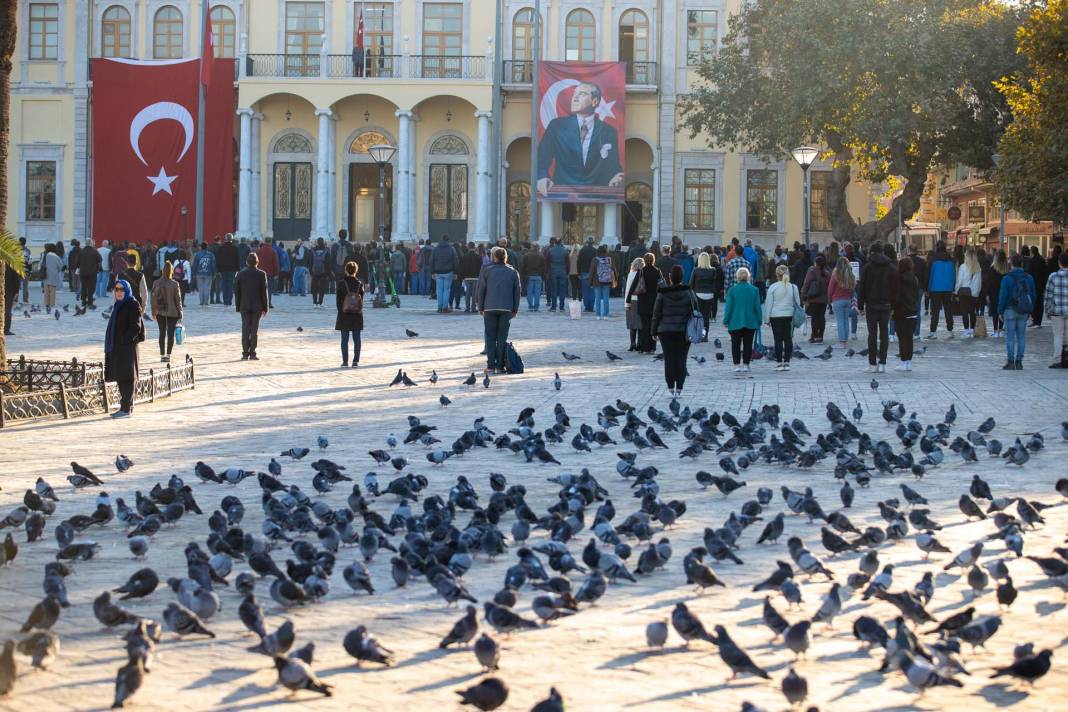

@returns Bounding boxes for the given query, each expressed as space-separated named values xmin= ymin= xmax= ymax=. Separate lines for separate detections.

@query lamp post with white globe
xmin=791 ymin=146 xmax=819 ymax=249
xmin=368 ymin=143 xmax=397 ymax=308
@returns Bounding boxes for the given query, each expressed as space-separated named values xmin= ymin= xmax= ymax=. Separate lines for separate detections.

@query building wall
xmin=7 ymin=0 xmax=879 ymax=252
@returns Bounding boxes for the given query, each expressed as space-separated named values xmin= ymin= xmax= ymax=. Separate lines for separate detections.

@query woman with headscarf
xmin=104 ymin=279 xmax=146 ymax=418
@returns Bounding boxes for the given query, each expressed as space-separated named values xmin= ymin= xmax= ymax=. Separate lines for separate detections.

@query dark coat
xmin=856 ymin=253 xmax=899 ymax=309
xmin=652 ymin=284 xmax=695 ymax=334
xmin=335 ymin=276 xmax=365 ymax=331
xmin=216 ymin=242 xmax=240 ymax=272
xmin=801 ymin=266 xmax=831 ymax=304
xmin=894 ymin=271 xmax=920 ymax=320
xmin=104 ymin=299 xmax=145 ymax=383
xmin=79 ymin=246 xmax=102 ymax=275
xmin=460 ymin=251 xmax=483 ymax=279
xmin=536 ymin=114 xmax=622 ymax=187
xmin=234 ymin=266 xmax=269 ymax=314
xmin=635 ymin=265 xmax=661 ymax=315
xmin=689 ymin=266 xmax=721 ymax=297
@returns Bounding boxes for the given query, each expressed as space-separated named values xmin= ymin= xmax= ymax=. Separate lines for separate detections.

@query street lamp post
xmin=992 ymin=153 xmax=1007 ymax=255
xmin=368 ymin=143 xmax=397 ymax=308
xmin=790 ymin=146 xmax=819 ymax=249
xmin=180 ymin=206 xmax=189 ymax=244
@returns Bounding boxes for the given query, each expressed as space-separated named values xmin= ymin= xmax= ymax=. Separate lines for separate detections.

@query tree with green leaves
xmin=681 ymin=0 xmax=1026 ymax=246
xmin=1 ymin=0 xmax=24 ymax=368
xmin=995 ymin=0 xmax=1068 ymax=225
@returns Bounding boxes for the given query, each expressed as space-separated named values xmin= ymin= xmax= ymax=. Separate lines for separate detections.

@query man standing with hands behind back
xmin=234 ymin=252 xmax=269 ymax=361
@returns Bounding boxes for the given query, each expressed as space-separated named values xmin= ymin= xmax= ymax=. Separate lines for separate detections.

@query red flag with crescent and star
xmin=91 ymin=57 xmax=235 ymax=245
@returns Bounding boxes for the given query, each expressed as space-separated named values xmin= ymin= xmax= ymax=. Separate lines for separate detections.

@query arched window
xmin=429 ymin=135 xmax=469 ymax=155
xmin=511 ymin=8 xmax=536 ymax=82
xmin=275 ymin=134 xmax=313 ymax=154
xmin=210 ymin=5 xmax=236 ymax=58
xmin=153 ymin=6 xmax=183 ymax=59
xmin=101 ymin=6 xmax=132 ymax=58
xmin=349 ymin=132 xmax=389 ymax=154
xmin=565 ymin=9 xmax=595 ymax=62
xmin=626 ymin=182 xmax=653 ymax=240
xmin=619 ymin=9 xmax=649 ymax=82
xmin=508 ymin=182 xmax=531 ymax=243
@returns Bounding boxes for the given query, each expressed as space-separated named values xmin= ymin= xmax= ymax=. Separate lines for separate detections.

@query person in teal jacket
xmin=723 ymin=266 xmax=763 ymax=372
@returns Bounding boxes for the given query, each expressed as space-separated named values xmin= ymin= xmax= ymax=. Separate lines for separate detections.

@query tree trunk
xmin=0 ymin=0 xmax=17 ymax=368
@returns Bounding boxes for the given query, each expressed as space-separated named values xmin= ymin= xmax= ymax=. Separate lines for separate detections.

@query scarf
xmin=105 ymin=279 xmax=134 ymax=354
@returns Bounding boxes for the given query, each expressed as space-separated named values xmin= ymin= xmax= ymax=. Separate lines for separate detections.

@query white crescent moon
xmin=539 ymin=79 xmax=580 ymax=130
xmin=129 ymin=101 xmax=195 ymax=167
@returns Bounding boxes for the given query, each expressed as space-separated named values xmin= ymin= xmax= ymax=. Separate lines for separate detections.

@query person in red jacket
xmin=254 ymin=239 xmax=280 ymax=307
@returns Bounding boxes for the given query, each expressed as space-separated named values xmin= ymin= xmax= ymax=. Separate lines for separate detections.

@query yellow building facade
xmin=7 ymin=0 xmax=878 ymax=250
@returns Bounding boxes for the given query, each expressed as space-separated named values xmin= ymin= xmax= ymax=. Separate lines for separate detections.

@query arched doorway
xmin=347 ymin=130 xmax=394 ymax=242
xmin=625 ymin=182 xmax=652 ymax=244
xmin=270 ymin=132 xmax=315 ymax=243
xmin=508 ymin=182 xmax=530 ymax=243
xmin=426 ymin=134 xmax=470 ymax=243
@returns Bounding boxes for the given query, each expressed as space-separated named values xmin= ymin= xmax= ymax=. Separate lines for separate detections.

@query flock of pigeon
xmin=1 ymin=383 xmax=1067 ymax=709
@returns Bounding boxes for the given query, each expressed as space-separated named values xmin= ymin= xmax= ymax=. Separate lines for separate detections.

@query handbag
xmin=973 ymin=314 xmax=988 ymax=338
xmin=342 ymin=285 xmax=364 ymax=314
xmin=791 ymin=287 xmax=806 ymax=329
xmin=685 ymin=295 xmax=703 ymax=344
xmin=568 ymin=299 xmax=582 ymax=320
xmin=174 ymin=322 xmax=185 ymax=345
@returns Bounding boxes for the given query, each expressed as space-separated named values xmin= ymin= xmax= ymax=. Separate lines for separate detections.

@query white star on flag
xmin=147 ymin=166 xmax=177 ymax=196
xmin=595 ymin=98 xmax=617 ymax=122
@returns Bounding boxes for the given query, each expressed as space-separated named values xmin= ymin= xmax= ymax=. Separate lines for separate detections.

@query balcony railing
xmin=326 ymin=54 xmax=401 ymax=78
xmin=246 ymin=53 xmax=320 ymax=78
xmin=409 ymin=55 xmax=487 ymax=80
xmin=502 ymin=60 xmax=658 ymax=86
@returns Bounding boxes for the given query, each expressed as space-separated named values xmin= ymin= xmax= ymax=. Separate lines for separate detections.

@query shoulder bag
xmin=791 ymin=285 xmax=806 ymax=329
xmin=686 ymin=293 xmax=704 ymax=344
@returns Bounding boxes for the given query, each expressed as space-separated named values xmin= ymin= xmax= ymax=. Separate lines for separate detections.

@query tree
xmin=680 ymin=0 xmax=1026 ymax=246
xmin=0 ymin=0 xmax=21 ymax=369
xmin=995 ymin=0 xmax=1068 ymax=225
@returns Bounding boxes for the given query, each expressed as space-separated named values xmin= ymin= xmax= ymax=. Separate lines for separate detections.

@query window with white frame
xmin=101 ymin=5 xmax=132 ymax=58
xmin=153 ymin=6 xmax=184 ymax=59
xmin=684 ymin=169 xmax=716 ymax=229
xmin=746 ymin=169 xmax=778 ymax=231
xmin=686 ymin=10 xmax=718 ymax=66
xmin=565 ymin=9 xmax=596 ymax=62
xmin=26 ymin=161 xmax=57 ymax=221
xmin=29 ymin=4 xmax=60 ymax=60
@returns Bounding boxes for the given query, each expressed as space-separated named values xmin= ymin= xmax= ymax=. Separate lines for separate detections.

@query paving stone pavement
xmin=1 ymin=287 xmax=1066 ymax=712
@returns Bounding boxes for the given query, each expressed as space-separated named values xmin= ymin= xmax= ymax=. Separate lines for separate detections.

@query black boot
xmin=1015 ymin=358 xmax=1023 ymax=370
xmin=1002 ymin=360 xmax=1015 ymax=370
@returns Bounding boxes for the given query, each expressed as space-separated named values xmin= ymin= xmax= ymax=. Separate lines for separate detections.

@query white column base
xmin=539 ymin=202 xmax=553 ymax=244
xmin=602 ymin=203 xmax=620 ymax=247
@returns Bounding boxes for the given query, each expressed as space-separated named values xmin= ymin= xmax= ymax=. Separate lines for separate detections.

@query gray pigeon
xmin=474 ymin=633 xmax=500 ymax=671
xmin=671 ymin=602 xmax=717 ymax=646
xmin=440 ymin=606 xmax=479 ymax=648
xmin=646 ymin=620 xmax=668 ymax=648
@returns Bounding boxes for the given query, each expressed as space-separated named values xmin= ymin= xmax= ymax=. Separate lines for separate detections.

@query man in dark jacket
xmin=459 ymin=243 xmax=483 ymax=312
xmin=577 ymin=237 xmax=597 ymax=312
xmin=547 ymin=238 xmax=569 ymax=311
xmin=234 ymin=252 xmax=269 ymax=360
xmin=925 ymin=241 xmax=955 ymax=338
xmin=78 ymin=239 xmax=102 ymax=308
xmin=521 ymin=245 xmax=546 ymax=312
xmin=431 ymin=236 xmax=460 ymax=312
xmin=475 ymin=247 xmax=522 ymax=373
xmin=216 ymin=234 xmax=240 ymax=306
xmin=857 ymin=242 xmax=899 ymax=372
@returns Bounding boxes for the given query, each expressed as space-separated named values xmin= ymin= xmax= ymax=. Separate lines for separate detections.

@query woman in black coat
xmin=652 ymin=265 xmax=697 ymax=397
xmin=632 ymin=252 xmax=661 ymax=353
xmin=104 ymin=279 xmax=145 ymax=418
xmin=335 ymin=260 xmax=365 ymax=367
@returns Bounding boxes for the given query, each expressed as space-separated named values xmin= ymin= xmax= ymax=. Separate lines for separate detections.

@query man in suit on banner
xmin=537 ymin=82 xmax=623 ymax=196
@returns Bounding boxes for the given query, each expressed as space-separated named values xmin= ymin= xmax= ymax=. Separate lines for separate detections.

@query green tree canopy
xmin=681 ymin=0 xmax=1026 ymax=245
xmin=995 ymin=0 xmax=1068 ymax=225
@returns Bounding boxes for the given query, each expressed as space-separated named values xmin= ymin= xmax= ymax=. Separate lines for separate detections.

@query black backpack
xmin=504 ymin=342 xmax=524 ymax=374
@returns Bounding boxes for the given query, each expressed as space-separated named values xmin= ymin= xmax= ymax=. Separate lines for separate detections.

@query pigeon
xmin=115 ymin=454 xmax=134 ymax=472
xmin=463 ymin=373 xmax=477 ymax=386
xmin=646 ymin=620 xmax=669 ymax=648
xmin=606 ymin=350 xmax=623 ymax=361
xmin=112 ymin=658 xmax=145 ymax=708
xmin=69 ymin=462 xmax=103 ymax=486
xmin=343 ymin=626 xmax=394 ymax=666
xmin=17 ymin=631 xmax=59 ymax=670
xmin=440 ymin=606 xmax=479 ymax=648
xmin=280 ymin=447 xmax=310 ymax=460
xmin=714 ymin=626 xmax=770 ymax=679
xmin=870 ymin=379 xmax=878 ymax=392
xmin=554 ymin=372 xmax=562 ymax=390
xmin=671 ymin=602 xmax=717 ymax=646
xmin=249 ymin=620 xmax=295 ymax=656
xmin=483 ymin=373 xmax=491 ymax=389
xmin=405 ymin=329 xmax=418 ymax=337
xmin=782 ymin=667 xmax=808 ymax=707
xmin=389 ymin=369 xmax=404 ymax=386
xmin=440 ymin=394 xmax=452 ymax=408
xmin=562 ymin=352 xmax=582 ymax=360
xmin=901 ymin=653 xmax=963 ymax=691
xmin=162 ymin=602 xmax=215 ymax=638
xmin=530 ymin=688 xmax=565 ymax=712
xmin=317 ymin=436 xmax=329 ymax=450
xmin=274 ymin=656 xmax=333 ymax=696
xmin=114 ymin=568 xmax=160 ymax=600
xmin=456 ymin=677 xmax=509 ymax=710
xmin=990 ymin=649 xmax=1053 ymax=684
xmin=93 ymin=592 xmax=140 ymax=628
xmin=401 ymin=372 xmax=418 ymax=387
xmin=474 ymin=633 xmax=500 ymax=671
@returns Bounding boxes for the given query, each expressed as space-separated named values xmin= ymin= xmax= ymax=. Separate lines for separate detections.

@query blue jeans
xmin=463 ymin=279 xmax=477 ymax=311
xmin=340 ymin=329 xmax=362 ymax=365
xmin=831 ymin=299 xmax=851 ymax=342
xmin=1003 ymin=308 xmax=1026 ymax=361
xmin=483 ymin=311 xmax=512 ymax=370
xmin=267 ymin=276 xmax=277 ymax=300
xmin=95 ymin=271 xmax=109 ymax=297
xmin=421 ymin=269 xmax=431 ymax=295
xmin=435 ymin=273 xmax=452 ymax=309
xmin=292 ymin=266 xmax=309 ymax=296
xmin=221 ymin=272 xmax=236 ymax=305
xmin=549 ymin=272 xmax=568 ymax=310
xmin=594 ymin=285 xmax=611 ymax=317
xmin=527 ymin=276 xmax=543 ymax=311
xmin=392 ymin=269 xmax=406 ymax=294
xmin=410 ymin=271 xmax=422 ymax=296
xmin=582 ymin=280 xmax=595 ymax=312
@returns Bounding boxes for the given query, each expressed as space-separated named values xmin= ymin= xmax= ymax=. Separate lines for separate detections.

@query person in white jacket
xmin=955 ymin=248 xmax=982 ymax=337
xmin=763 ymin=264 xmax=801 ymax=371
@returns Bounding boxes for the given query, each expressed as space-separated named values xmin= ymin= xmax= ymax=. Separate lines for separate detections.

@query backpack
xmin=173 ymin=261 xmax=185 ymax=281
xmin=342 ymin=282 xmax=364 ymax=314
xmin=1010 ymin=273 xmax=1033 ymax=314
xmin=595 ymin=256 xmax=613 ymax=284
xmin=311 ymin=249 xmax=326 ymax=276
xmin=504 ymin=342 xmax=524 ymax=374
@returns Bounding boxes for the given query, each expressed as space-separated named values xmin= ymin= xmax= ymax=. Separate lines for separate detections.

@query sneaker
xmin=111 ymin=410 xmax=130 ymax=419
xmin=944 ymin=332 xmax=955 ymax=339
xmin=743 ymin=365 xmax=751 ymax=372
xmin=733 ymin=366 xmax=743 ymax=373
xmin=877 ymin=364 xmax=886 ymax=373
xmin=868 ymin=365 xmax=878 ymax=373
xmin=1015 ymin=359 xmax=1023 ymax=370
xmin=783 ymin=363 xmax=790 ymax=371
xmin=241 ymin=354 xmax=249 ymax=361
xmin=894 ymin=362 xmax=909 ymax=371
xmin=924 ymin=333 xmax=937 ymax=340
xmin=775 ymin=363 xmax=784 ymax=371
xmin=351 ymin=363 xmax=359 ymax=368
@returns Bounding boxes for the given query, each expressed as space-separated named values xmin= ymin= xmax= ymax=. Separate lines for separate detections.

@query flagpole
xmin=528 ymin=0 xmax=541 ymax=243
xmin=194 ymin=2 xmax=208 ymax=246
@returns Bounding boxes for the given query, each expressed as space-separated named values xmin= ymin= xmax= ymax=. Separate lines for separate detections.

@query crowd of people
xmin=3 ymin=229 xmax=1066 ymax=415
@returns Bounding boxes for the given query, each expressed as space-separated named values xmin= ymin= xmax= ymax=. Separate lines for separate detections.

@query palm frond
xmin=0 ymin=229 xmax=24 ymax=277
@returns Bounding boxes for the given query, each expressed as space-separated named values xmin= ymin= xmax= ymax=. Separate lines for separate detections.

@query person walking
xmin=291 ymin=239 xmax=310 ymax=297
xmin=589 ymin=245 xmax=616 ymax=320
xmin=828 ymin=257 xmax=856 ymax=348
xmin=103 ymin=279 xmax=145 ymax=418
xmin=459 ymin=243 xmax=483 ymax=313
xmin=856 ymin=242 xmax=898 ymax=373
xmin=763 ymin=264 xmax=800 ymax=371
xmin=983 ymin=250 xmax=1010 ymax=337
xmin=234 ymin=252 xmax=269 ymax=361
xmin=390 ymin=244 xmax=408 ymax=295
xmin=117 ymin=254 xmax=150 ymax=318
xmin=335 ymin=260 xmax=365 ymax=368
xmin=1044 ymin=250 xmax=1068 ymax=368
xmin=689 ymin=252 xmax=721 ymax=340
xmin=624 ymin=257 xmax=645 ymax=351
xmin=521 ymin=244 xmax=546 ymax=312
xmin=475 ymin=247 xmax=521 ymax=374
xmin=652 ymin=265 xmax=696 ymax=397
xmin=997 ymin=253 xmax=1036 ymax=370
xmin=636 ymin=253 xmax=661 ymax=353
xmin=893 ymin=256 xmax=920 ymax=371
xmin=801 ymin=255 xmax=830 ymax=344
xmin=78 ymin=239 xmax=102 ymax=309
xmin=192 ymin=242 xmax=217 ymax=307
xmin=431 ymin=236 xmax=459 ymax=313
xmin=150 ymin=261 xmax=183 ymax=363
xmin=954 ymin=247 xmax=982 ymax=337
xmin=925 ymin=240 xmax=956 ymax=339
xmin=723 ymin=267 xmax=762 ymax=373
xmin=42 ymin=244 xmax=63 ymax=313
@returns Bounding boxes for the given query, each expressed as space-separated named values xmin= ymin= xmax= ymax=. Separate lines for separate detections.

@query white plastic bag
xmin=568 ymin=299 xmax=582 ymax=320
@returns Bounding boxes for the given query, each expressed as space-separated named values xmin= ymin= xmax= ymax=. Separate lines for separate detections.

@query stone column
xmin=250 ymin=112 xmax=263 ymax=239
xmin=603 ymin=203 xmax=620 ymax=247
xmin=314 ymin=109 xmax=333 ymax=239
xmin=328 ymin=114 xmax=338 ymax=238
xmin=539 ymin=202 xmax=553 ymax=244
xmin=236 ymin=109 xmax=253 ymax=238
xmin=473 ymin=110 xmax=492 ymax=242
xmin=650 ymin=163 xmax=660 ymax=244
xmin=394 ymin=110 xmax=413 ymax=242
xmin=408 ymin=114 xmax=418 ymax=240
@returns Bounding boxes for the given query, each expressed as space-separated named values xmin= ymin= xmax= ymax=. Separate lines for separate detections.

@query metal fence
xmin=0 ymin=356 xmax=196 ymax=428
xmin=409 ymin=55 xmax=487 ymax=80
xmin=500 ymin=60 xmax=657 ymax=86
xmin=0 ymin=356 xmax=102 ymax=393
xmin=326 ymin=54 xmax=401 ymax=78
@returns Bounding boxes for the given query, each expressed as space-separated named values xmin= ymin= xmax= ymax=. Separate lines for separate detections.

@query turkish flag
xmin=91 ymin=58 xmax=235 ymax=245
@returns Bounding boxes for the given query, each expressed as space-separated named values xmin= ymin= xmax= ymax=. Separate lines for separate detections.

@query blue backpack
xmin=505 ymin=342 xmax=524 ymax=374
xmin=1011 ymin=273 xmax=1033 ymax=314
